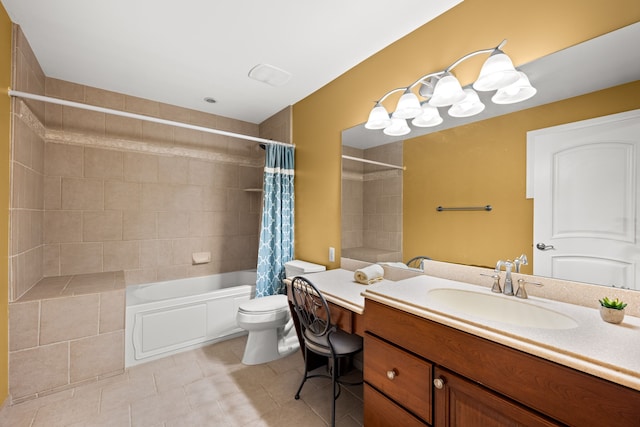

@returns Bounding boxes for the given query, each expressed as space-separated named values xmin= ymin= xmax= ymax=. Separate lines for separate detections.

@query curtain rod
xmin=341 ymin=155 xmax=405 ymax=170
xmin=8 ymin=89 xmax=293 ymax=147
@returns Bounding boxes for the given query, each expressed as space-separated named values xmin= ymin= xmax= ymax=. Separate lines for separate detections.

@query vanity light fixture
xmin=365 ymin=40 xmax=536 ymax=134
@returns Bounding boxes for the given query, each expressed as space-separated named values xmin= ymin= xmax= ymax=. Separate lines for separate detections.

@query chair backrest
xmin=291 ymin=276 xmax=332 ymax=339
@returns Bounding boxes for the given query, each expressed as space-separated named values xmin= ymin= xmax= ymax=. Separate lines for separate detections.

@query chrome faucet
xmin=513 ymin=254 xmax=528 ymax=273
xmin=495 ymin=260 xmax=514 ymax=296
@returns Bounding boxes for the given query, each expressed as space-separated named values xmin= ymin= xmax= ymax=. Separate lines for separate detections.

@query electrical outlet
xmin=329 ymin=247 xmax=335 ymax=262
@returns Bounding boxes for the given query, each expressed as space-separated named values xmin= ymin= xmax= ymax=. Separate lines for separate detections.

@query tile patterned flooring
xmin=0 ymin=336 xmax=364 ymax=426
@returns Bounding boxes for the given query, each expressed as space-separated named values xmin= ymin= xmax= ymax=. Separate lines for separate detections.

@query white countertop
xmin=363 ymin=275 xmax=640 ymax=391
xmin=300 ymin=268 xmax=393 ymax=314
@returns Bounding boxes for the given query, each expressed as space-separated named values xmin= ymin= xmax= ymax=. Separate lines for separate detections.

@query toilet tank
xmin=284 ymin=260 xmax=326 ymax=278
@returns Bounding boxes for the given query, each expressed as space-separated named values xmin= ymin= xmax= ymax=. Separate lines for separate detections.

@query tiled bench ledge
xmin=9 ymin=271 xmax=126 ymax=404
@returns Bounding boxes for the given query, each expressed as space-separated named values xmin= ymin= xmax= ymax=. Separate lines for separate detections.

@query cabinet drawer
xmin=364 ymin=333 xmax=432 ymax=424
xmin=364 ymin=383 xmax=429 ymax=427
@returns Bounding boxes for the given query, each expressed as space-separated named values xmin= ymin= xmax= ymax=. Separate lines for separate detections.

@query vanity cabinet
xmin=364 ymin=299 xmax=640 ymax=427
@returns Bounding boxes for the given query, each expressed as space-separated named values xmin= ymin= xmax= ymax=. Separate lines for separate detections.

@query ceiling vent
xmin=248 ymin=64 xmax=292 ymax=87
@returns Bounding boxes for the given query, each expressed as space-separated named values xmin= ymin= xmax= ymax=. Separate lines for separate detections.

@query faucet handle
xmin=515 ymin=279 xmax=543 ymax=299
xmin=481 ymin=273 xmax=502 ymax=293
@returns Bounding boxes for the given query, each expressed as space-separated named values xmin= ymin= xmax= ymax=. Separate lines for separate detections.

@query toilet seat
xmin=237 ymin=295 xmax=290 ymax=323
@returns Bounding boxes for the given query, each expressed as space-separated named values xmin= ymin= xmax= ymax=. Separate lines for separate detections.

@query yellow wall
xmin=0 ymin=2 xmax=11 ymax=405
xmin=292 ymin=0 xmax=640 ymax=269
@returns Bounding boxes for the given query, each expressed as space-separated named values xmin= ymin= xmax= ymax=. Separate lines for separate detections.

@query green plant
xmin=599 ymin=297 xmax=627 ymax=310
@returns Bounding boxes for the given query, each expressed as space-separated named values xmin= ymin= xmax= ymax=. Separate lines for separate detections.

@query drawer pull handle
xmin=433 ymin=378 xmax=445 ymax=389
xmin=386 ymin=369 xmax=398 ymax=380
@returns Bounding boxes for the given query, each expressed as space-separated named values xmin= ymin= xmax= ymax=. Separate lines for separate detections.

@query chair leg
xmin=295 ymin=346 xmax=310 ymax=400
xmin=331 ymin=354 xmax=338 ymax=427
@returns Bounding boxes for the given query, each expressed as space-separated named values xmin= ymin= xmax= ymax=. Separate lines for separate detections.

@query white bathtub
xmin=125 ymin=270 xmax=256 ymax=367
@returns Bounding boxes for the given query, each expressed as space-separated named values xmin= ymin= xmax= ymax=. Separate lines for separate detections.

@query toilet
xmin=236 ymin=260 xmax=326 ymax=365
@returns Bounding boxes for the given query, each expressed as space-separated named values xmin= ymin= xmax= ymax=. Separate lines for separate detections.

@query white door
xmin=527 ymin=109 xmax=640 ymax=290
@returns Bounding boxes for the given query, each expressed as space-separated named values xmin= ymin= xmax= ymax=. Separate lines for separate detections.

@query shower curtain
xmin=256 ymin=143 xmax=295 ymax=297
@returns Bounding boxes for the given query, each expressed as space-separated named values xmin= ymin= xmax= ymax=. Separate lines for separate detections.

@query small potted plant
xmin=598 ymin=297 xmax=627 ymax=324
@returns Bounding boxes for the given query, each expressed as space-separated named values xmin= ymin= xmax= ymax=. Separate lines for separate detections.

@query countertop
xmin=363 ymin=275 xmax=640 ymax=392
xmin=300 ymin=268 xmax=394 ymax=314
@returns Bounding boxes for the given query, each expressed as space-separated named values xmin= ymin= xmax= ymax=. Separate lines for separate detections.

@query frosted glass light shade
xmin=365 ymin=103 xmax=392 ymax=129
xmin=428 ymin=73 xmax=466 ymax=107
xmin=473 ymin=50 xmax=520 ymax=91
xmin=412 ymin=103 xmax=443 ymax=127
xmin=491 ymin=71 xmax=537 ymax=104
xmin=383 ymin=117 xmax=411 ymax=136
xmin=448 ymin=89 xmax=485 ymax=117
xmin=392 ymin=89 xmax=422 ymax=119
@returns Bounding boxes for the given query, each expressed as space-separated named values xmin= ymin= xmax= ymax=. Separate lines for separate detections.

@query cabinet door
xmin=433 ymin=367 xmax=561 ymax=427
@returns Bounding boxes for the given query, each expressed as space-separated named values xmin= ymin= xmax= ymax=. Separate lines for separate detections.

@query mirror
xmin=341 ymin=23 xmax=640 ymax=288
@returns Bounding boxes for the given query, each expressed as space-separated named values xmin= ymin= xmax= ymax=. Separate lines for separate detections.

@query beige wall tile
xmin=44 ymin=211 xmax=82 ymax=243
xmin=158 ymin=155 xmax=189 ymax=184
xmin=105 ymin=115 xmax=143 ymax=140
xmin=122 ymin=211 xmax=156 ymax=240
xmin=40 ymin=294 xmax=99 ymax=345
xmin=171 ymin=238 xmax=192 ymax=265
xmin=12 ymin=119 xmax=32 ymax=167
xmin=84 ymin=147 xmax=123 ymax=180
xmin=83 ymin=211 xmax=123 ymax=242
xmin=60 ymin=243 xmax=103 ymax=275
xmin=84 ymin=87 xmax=124 ymax=110
xmin=99 ymin=290 xmax=125 ymax=333
xmin=156 ymin=265 xmax=189 ymax=282
xmin=61 ymin=178 xmax=103 ymax=210
xmin=104 ymin=180 xmax=141 ymax=211
xmin=45 ymin=78 xmax=84 ymax=102
xmin=9 ymin=342 xmax=69 ymax=399
xmin=124 ymin=152 xmax=158 ymax=183
xmin=9 ymin=301 xmax=40 ymax=351
xmin=44 ymin=176 xmax=61 ymax=209
xmin=157 ymin=212 xmax=189 ymax=238
xmin=62 ymin=107 xmax=105 ymax=135
xmin=45 ymin=143 xmax=84 ymax=177
xmin=103 ymin=241 xmax=139 ymax=271
xmin=139 ymin=240 xmax=158 ymax=268
xmin=157 ymin=239 xmax=173 ymax=266
xmin=45 ymin=103 xmax=63 ymax=130
xmin=43 ymin=244 xmax=61 ymax=277
xmin=201 ymin=187 xmax=227 ymax=212
xmin=142 ymin=121 xmax=174 ymax=144
xmin=70 ymin=331 xmax=124 ymax=383
xmin=124 ymin=96 xmax=160 ymax=116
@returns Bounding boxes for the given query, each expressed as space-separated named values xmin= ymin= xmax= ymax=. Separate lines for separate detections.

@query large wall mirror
xmin=341 ymin=22 xmax=640 ymax=289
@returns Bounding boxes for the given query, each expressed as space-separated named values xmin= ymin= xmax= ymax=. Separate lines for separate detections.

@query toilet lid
xmin=238 ymin=294 xmax=289 ymax=313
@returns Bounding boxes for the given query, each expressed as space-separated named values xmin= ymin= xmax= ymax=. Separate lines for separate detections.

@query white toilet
xmin=236 ymin=260 xmax=326 ymax=365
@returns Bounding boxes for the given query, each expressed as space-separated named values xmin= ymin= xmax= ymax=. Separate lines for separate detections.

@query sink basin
xmin=427 ymin=288 xmax=579 ymax=330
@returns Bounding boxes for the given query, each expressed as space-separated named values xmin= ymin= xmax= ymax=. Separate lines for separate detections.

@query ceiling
xmin=343 ymin=21 xmax=640 ymax=149
xmin=0 ymin=0 xmax=462 ymax=124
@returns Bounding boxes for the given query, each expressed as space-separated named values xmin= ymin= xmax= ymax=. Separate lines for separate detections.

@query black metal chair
xmin=290 ymin=276 xmax=363 ymax=427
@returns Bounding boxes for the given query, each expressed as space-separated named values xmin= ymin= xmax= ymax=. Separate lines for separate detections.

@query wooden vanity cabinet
xmin=364 ymin=299 xmax=640 ymax=427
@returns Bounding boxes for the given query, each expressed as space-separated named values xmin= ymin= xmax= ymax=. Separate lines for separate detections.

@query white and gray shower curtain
xmin=256 ymin=143 xmax=294 ymax=297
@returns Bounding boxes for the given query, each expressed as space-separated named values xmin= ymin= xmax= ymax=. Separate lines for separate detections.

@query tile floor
xmin=0 ymin=336 xmax=363 ymax=426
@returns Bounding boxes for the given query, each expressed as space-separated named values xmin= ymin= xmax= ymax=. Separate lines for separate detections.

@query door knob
xmin=433 ymin=378 xmax=445 ymax=389
xmin=536 ymin=243 xmax=555 ymax=251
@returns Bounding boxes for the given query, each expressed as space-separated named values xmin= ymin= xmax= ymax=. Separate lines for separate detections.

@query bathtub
xmin=125 ymin=270 xmax=256 ymax=367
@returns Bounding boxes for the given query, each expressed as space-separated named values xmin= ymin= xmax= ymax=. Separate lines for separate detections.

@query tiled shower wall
xmin=341 ymin=142 xmax=402 ymax=262
xmin=9 ymin=25 xmax=283 ymax=301
xmin=9 ymin=25 xmax=46 ymax=301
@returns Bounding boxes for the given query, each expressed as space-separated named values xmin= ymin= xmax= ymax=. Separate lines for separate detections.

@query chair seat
xmin=304 ymin=328 xmax=363 ymax=356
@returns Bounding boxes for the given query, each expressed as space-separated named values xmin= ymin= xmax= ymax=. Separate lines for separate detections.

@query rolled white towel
xmin=354 ymin=264 xmax=385 ymax=285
